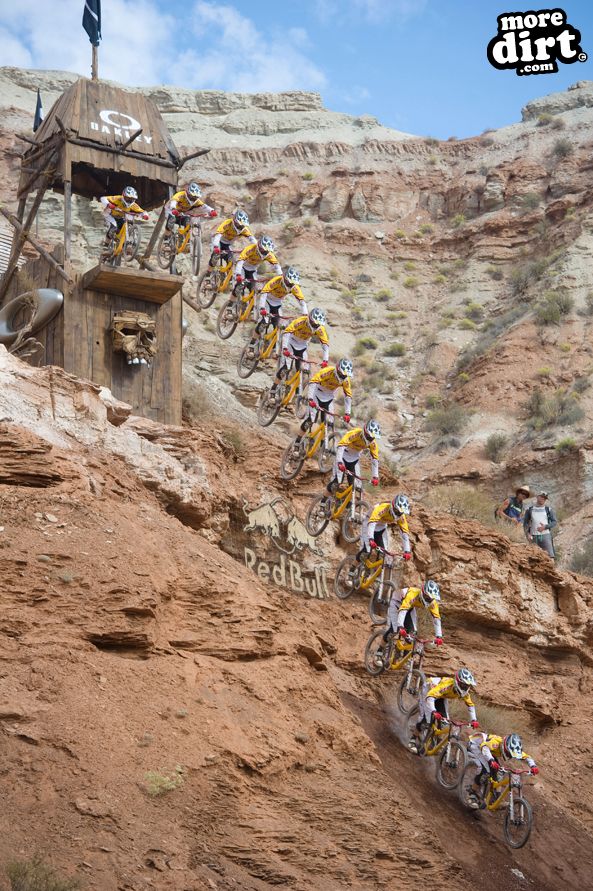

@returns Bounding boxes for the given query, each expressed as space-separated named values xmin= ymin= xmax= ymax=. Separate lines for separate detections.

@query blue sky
xmin=1 ymin=0 xmax=592 ymax=137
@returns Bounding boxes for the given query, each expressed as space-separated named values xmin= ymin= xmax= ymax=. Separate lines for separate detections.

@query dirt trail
xmin=342 ymin=688 xmax=593 ymax=891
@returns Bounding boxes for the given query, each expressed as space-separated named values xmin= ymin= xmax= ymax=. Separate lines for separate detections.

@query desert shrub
xmin=354 ymin=336 xmax=378 ymax=355
xmin=433 ymin=273 xmax=447 ymax=284
xmin=451 ymin=213 xmax=466 ymax=228
xmin=537 ymin=112 xmax=554 ymax=126
xmin=220 ymin=428 xmax=248 ymax=458
xmin=570 ymin=538 xmax=593 ymax=576
xmin=459 ymin=318 xmax=477 ymax=330
xmin=485 ymin=432 xmax=508 ymax=463
xmin=424 ymin=484 xmax=495 ymax=526
xmin=479 ymin=136 xmax=495 ymax=147
xmin=428 ymin=155 xmax=438 ymax=165
xmin=464 ymin=301 xmax=484 ymax=321
xmin=537 ymin=366 xmax=552 ymax=378
xmin=395 ymin=229 xmax=406 ymax=239
xmin=535 ymin=289 xmax=574 ymax=325
xmin=302 ymin=216 xmax=313 ymax=227
xmin=374 ymin=288 xmax=392 ymax=302
xmin=521 ymin=192 xmax=540 ymax=210
xmin=144 ymin=766 xmax=184 ymax=796
xmin=457 ymin=372 xmax=470 ymax=384
xmin=404 ymin=261 xmax=416 ymax=271
xmin=425 ymin=136 xmax=439 ymax=146
xmin=555 ymin=436 xmax=577 ymax=452
xmin=551 ymin=117 xmax=566 ymax=130
xmin=6 ymin=857 xmax=79 ymax=891
xmin=526 ymin=387 xmax=584 ymax=429
xmin=573 ymin=375 xmax=591 ymax=394
xmin=559 ymin=342 xmax=571 ymax=353
xmin=392 ymin=310 xmax=407 ymax=319
xmin=425 ymin=394 xmax=441 ymax=409
xmin=384 ymin=342 xmax=406 ymax=357
xmin=419 ymin=223 xmax=434 ymax=234
xmin=456 ymin=305 xmax=526 ymax=371
xmin=425 ymin=403 xmax=469 ymax=436
xmin=403 ymin=276 xmax=418 ymax=289
xmin=330 ymin=267 xmax=339 ymax=280
xmin=486 ymin=265 xmax=504 ymax=281
xmin=302 ymin=171 xmax=315 ymax=180
xmin=553 ymin=138 xmax=573 ymax=158
xmin=478 ymin=164 xmax=489 ymax=176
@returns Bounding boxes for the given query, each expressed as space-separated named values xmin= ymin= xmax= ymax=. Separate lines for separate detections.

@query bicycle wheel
xmin=237 ymin=336 xmax=261 ymax=379
xmin=437 ymin=739 xmax=466 ymax=790
xmin=216 ymin=298 xmax=239 ymax=340
xmin=364 ymin=627 xmax=390 ymax=676
xmin=197 ymin=269 xmax=219 ymax=309
xmin=191 ymin=230 xmax=202 ymax=277
xmin=458 ymin=761 xmax=483 ymax=809
xmin=124 ymin=226 xmax=141 ymax=264
xmin=397 ymin=667 xmax=425 ymax=715
xmin=280 ymin=438 xmax=305 ymax=481
xmin=342 ymin=496 xmax=370 ymax=544
xmin=503 ymin=797 xmax=533 ymax=849
xmin=306 ymin=493 xmax=332 ymax=537
xmin=334 ymin=556 xmax=361 ymax=600
xmin=156 ymin=232 xmax=174 ymax=270
xmin=368 ymin=580 xmax=394 ymax=624
xmin=258 ymin=386 xmax=283 ymax=427
xmin=318 ymin=430 xmax=336 ymax=474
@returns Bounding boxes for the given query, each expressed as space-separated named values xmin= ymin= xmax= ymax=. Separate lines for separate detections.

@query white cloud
xmin=0 ymin=26 xmax=33 ymax=67
xmin=182 ymin=2 xmax=326 ymax=93
xmin=341 ymin=85 xmax=371 ymax=105
xmin=316 ymin=0 xmax=428 ymax=24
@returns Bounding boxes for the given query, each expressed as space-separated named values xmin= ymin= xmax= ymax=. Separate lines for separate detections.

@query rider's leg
xmin=208 ymin=232 xmax=223 ymax=267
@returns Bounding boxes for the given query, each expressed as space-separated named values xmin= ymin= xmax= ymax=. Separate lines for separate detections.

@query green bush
xmin=425 ymin=394 xmax=441 ymax=409
xmin=526 ymin=387 xmax=584 ymax=429
xmin=552 ymin=138 xmax=573 ymax=159
xmin=302 ymin=171 xmax=315 ymax=180
xmin=374 ymin=288 xmax=392 ymax=302
xmin=486 ymin=265 xmax=504 ymax=281
xmin=459 ymin=318 xmax=477 ymax=330
xmin=485 ymin=432 xmax=508 ymax=463
xmin=573 ymin=375 xmax=591 ymax=394
xmin=144 ymin=766 xmax=185 ymax=796
xmin=433 ymin=273 xmax=447 ymax=284
xmin=451 ymin=213 xmax=466 ymax=228
xmin=509 ymin=256 xmax=553 ymax=296
xmin=425 ymin=403 xmax=469 ymax=436
xmin=537 ymin=112 xmax=554 ymax=126
xmin=456 ymin=305 xmax=527 ymax=371
xmin=419 ymin=223 xmax=434 ymax=234
xmin=354 ymin=336 xmax=378 ymax=355
xmin=585 ymin=292 xmax=593 ymax=316
xmin=464 ymin=301 xmax=485 ymax=321
xmin=395 ymin=229 xmax=406 ymax=239
xmin=555 ymin=436 xmax=577 ymax=452
xmin=535 ymin=289 xmax=574 ymax=325
xmin=425 ymin=136 xmax=439 ymax=146
xmin=570 ymin=537 xmax=593 ymax=576
xmin=404 ymin=261 xmax=416 ymax=271
xmin=384 ymin=342 xmax=406 ymax=357
xmin=6 ymin=857 xmax=79 ymax=891
xmin=403 ymin=276 xmax=418 ymax=289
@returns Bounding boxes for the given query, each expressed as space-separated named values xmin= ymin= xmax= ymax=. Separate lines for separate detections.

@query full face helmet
xmin=283 ymin=266 xmax=300 ymax=287
xmin=336 ymin=357 xmax=353 ymax=380
xmin=503 ymin=733 xmax=523 ymax=760
xmin=122 ymin=185 xmax=138 ymax=206
xmin=390 ymin=493 xmax=410 ymax=518
xmin=186 ymin=182 xmax=202 ymax=201
xmin=421 ymin=579 xmax=441 ymax=607
xmin=454 ymin=667 xmax=476 ymax=697
xmin=308 ymin=307 xmax=326 ymax=329
xmin=258 ymin=235 xmax=275 ymax=255
xmin=363 ymin=419 xmax=382 ymax=444
xmin=233 ymin=209 xmax=249 ymax=229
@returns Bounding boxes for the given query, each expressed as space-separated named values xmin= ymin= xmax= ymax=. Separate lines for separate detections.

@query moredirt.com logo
xmin=487 ymin=8 xmax=587 ymax=76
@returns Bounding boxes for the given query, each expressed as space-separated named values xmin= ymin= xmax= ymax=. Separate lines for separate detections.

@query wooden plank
xmin=82 ymin=264 xmax=183 ymax=303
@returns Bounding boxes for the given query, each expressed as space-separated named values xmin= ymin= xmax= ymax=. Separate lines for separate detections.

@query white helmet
xmin=284 ymin=266 xmax=300 ymax=286
xmin=122 ymin=185 xmax=138 ymax=205
xmin=421 ymin=579 xmax=441 ymax=606
xmin=454 ymin=667 xmax=476 ymax=697
xmin=336 ymin=357 xmax=353 ymax=380
xmin=309 ymin=307 xmax=326 ymax=329
xmin=503 ymin=733 xmax=523 ymax=760
xmin=363 ymin=419 xmax=381 ymax=443
xmin=391 ymin=494 xmax=410 ymax=518
xmin=186 ymin=182 xmax=202 ymax=200
xmin=233 ymin=210 xmax=249 ymax=228
xmin=258 ymin=235 xmax=275 ymax=254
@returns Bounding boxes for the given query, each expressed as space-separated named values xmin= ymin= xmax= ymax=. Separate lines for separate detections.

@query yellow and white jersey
xmin=426 ymin=677 xmax=476 ymax=722
xmin=239 ymin=242 xmax=280 ymax=269
xmin=310 ymin=366 xmax=352 ymax=399
xmin=262 ymin=276 xmax=305 ymax=304
xmin=397 ymin=586 xmax=442 ymax=637
xmin=102 ymin=195 xmax=144 ymax=217
xmin=216 ymin=217 xmax=253 ymax=242
xmin=338 ymin=427 xmax=379 ymax=461
xmin=169 ymin=190 xmax=210 ymax=214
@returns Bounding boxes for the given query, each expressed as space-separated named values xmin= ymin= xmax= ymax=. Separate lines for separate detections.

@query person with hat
xmin=495 ymin=485 xmax=530 ymax=525
xmin=523 ymin=491 xmax=557 ymax=558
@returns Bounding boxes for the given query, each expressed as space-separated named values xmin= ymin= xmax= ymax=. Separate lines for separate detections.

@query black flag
xmin=33 ymin=88 xmax=43 ymax=133
xmin=83 ymin=0 xmax=102 ymax=46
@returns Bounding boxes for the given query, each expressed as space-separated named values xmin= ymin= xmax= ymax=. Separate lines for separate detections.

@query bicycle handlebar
xmin=499 ymin=766 xmax=533 ymax=776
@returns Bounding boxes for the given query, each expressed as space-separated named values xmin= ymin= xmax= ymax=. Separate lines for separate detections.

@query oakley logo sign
xmin=89 ymin=108 xmax=153 ymax=144
xmin=487 ymin=8 xmax=586 ymax=75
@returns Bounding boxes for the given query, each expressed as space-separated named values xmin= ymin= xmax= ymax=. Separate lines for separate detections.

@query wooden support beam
xmin=55 ymin=116 xmax=68 ymax=136
xmin=92 ymin=45 xmax=98 ymax=81
xmin=177 ymin=148 xmax=210 ymax=169
xmin=182 ymin=291 xmax=202 ymax=314
xmin=139 ymin=205 xmax=166 ymax=268
xmin=17 ymin=138 xmax=63 ymax=198
xmin=0 ymin=207 xmax=73 ymax=287
xmin=118 ymin=128 xmax=143 ymax=153
xmin=15 ymin=133 xmax=38 ymax=147
xmin=65 ymin=135 xmax=176 ymax=169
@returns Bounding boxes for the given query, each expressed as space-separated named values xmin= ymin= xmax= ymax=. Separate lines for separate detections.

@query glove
xmin=397 ymin=627 xmax=408 ymax=638
xmin=172 ymin=209 xmax=180 ymax=216
xmin=434 ymin=637 xmax=443 ymax=646
xmin=209 ymin=209 xmax=218 ymax=217
xmin=371 ymin=477 xmax=379 ymax=487
xmin=282 ymin=348 xmax=291 ymax=357
xmin=309 ymin=399 xmax=317 ymax=408
xmin=530 ymin=766 xmax=539 ymax=775
xmin=432 ymin=711 xmax=443 ymax=722
xmin=320 ymin=360 xmax=328 ymax=368
xmin=260 ymin=308 xmax=268 ymax=317
xmin=490 ymin=759 xmax=500 ymax=771
xmin=213 ymin=246 xmax=221 ymax=254
xmin=403 ymin=552 xmax=412 ymax=561
xmin=369 ymin=540 xmax=377 ymax=549
xmin=337 ymin=462 xmax=346 ymax=472
xmin=344 ymin=414 xmax=351 ymax=423
xmin=142 ymin=213 xmax=149 ymax=220
xmin=236 ymin=275 xmax=244 ymax=284
xmin=471 ymin=720 xmax=480 ymax=729
xmin=108 ymin=202 xmax=116 ymax=210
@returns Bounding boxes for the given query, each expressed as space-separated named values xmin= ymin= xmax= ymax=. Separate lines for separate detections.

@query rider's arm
xmin=396 ymin=588 xmax=415 ymax=629
xmin=463 ymin=693 xmax=477 ymax=723
xmin=386 ymin=593 xmax=402 ymax=631
xmin=429 ymin=601 xmax=442 ymax=638
xmin=366 ymin=520 xmax=377 ymax=545
xmin=335 ymin=444 xmax=346 ymax=465
xmin=235 ymin=258 xmax=245 ymax=278
xmin=100 ymin=196 xmax=112 ymax=209
xmin=370 ymin=455 xmax=379 ymax=479
xmin=245 ymin=228 xmax=257 ymax=245
xmin=211 ymin=232 xmax=222 ymax=249
xmin=342 ymin=384 xmax=352 ymax=417
xmin=397 ymin=518 xmax=411 ymax=555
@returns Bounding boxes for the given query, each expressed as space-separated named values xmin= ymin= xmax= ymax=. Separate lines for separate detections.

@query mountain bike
xmin=156 ymin=212 xmax=207 ymax=276
xmin=101 ymin=212 xmax=147 ymax=267
xmin=458 ymin=763 xmax=534 ymax=848
xmin=280 ymin=407 xmax=336 ymax=481
xmin=216 ymin=281 xmax=259 ymax=340
xmin=306 ymin=469 xmax=370 ymax=543
xmin=237 ymin=319 xmax=280 ymax=379
xmin=364 ymin=631 xmax=430 ymax=713
xmin=196 ymin=252 xmax=235 ymax=310
xmin=334 ymin=547 xmax=400 ymax=620
xmin=258 ymin=353 xmax=311 ymax=427
xmin=407 ymin=713 xmax=471 ymax=790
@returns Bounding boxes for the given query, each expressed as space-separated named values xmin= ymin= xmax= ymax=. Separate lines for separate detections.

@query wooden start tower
xmin=0 ymin=77 xmax=206 ymax=424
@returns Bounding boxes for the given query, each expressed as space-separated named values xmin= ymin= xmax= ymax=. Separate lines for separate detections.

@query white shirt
xmin=530 ymin=504 xmax=550 ymax=536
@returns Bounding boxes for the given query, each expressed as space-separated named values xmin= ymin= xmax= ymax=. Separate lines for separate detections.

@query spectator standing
xmin=495 ymin=485 xmax=530 ymax=525
xmin=523 ymin=491 xmax=557 ymax=558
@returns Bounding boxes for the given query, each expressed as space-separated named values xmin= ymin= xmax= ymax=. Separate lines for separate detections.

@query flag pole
xmin=91 ymin=44 xmax=98 ymax=80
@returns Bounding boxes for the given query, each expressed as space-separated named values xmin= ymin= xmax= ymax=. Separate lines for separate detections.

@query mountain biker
xmin=235 ymin=235 xmax=282 ymax=305
xmin=360 ymin=494 xmax=412 ymax=561
xmin=259 ymin=267 xmax=308 ymax=333
xmin=271 ymin=307 xmax=329 ymax=394
xmin=298 ymin=358 xmax=353 ymax=436
xmin=209 ymin=209 xmax=255 ymax=267
xmin=409 ymin=668 xmax=479 ymax=754
xmin=385 ymin=580 xmax=443 ymax=645
xmin=326 ymin=420 xmax=381 ymax=495
xmin=165 ymin=182 xmax=217 ymax=232
xmin=465 ymin=732 xmax=539 ymax=809
xmin=100 ymin=186 xmax=148 ymax=242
